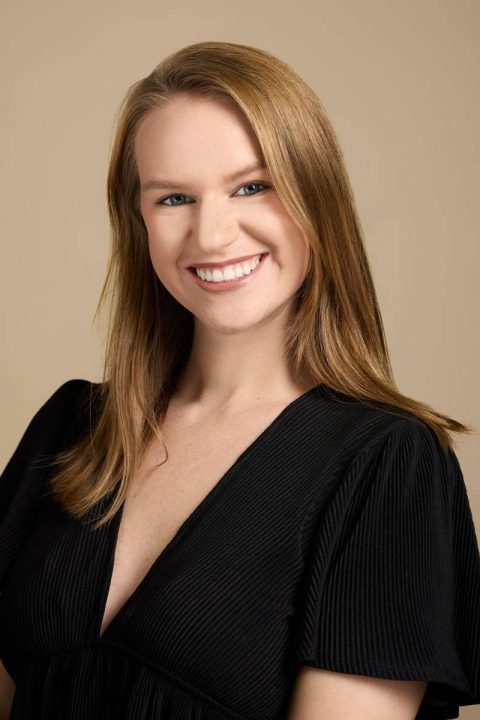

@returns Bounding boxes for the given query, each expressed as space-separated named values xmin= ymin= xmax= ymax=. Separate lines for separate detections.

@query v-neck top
xmin=1 ymin=379 xmax=479 ymax=719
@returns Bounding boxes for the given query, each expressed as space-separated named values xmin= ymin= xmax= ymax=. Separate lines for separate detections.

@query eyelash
xmin=154 ymin=181 xmax=270 ymax=207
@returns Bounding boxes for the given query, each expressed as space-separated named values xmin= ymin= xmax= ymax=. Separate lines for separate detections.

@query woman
xmin=0 ymin=41 xmax=479 ymax=720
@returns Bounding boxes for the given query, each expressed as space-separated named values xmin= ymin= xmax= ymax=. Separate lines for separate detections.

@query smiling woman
xmin=1 ymin=40 xmax=479 ymax=720
xmin=134 ymin=93 xmax=311 ymax=308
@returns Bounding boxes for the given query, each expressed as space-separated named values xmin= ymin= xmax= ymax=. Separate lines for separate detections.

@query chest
xmin=1 ymin=390 xmax=326 ymax=719
xmin=99 ymin=404 xmax=290 ymax=637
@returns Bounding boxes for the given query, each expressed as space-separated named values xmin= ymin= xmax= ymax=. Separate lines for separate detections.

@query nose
xmin=189 ymin=194 xmax=240 ymax=254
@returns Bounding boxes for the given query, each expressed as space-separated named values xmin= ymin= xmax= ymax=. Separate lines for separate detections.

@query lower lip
xmin=186 ymin=253 xmax=268 ymax=292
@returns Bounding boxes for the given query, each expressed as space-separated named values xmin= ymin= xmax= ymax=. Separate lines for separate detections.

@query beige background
xmin=1 ymin=0 xmax=479 ymax=715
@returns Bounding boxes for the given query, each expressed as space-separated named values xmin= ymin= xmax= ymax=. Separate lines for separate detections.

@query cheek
xmin=147 ymin=236 xmax=175 ymax=282
xmin=261 ymin=199 xmax=307 ymax=251
xmin=271 ymin=214 xmax=310 ymax=273
xmin=144 ymin=231 xmax=175 ymax=290
xmin=143 ymin=213 xmax=182 ymax=272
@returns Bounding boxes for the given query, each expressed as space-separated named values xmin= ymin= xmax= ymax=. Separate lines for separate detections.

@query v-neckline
xmin=96 ymin=382 xmax=325 ymax=640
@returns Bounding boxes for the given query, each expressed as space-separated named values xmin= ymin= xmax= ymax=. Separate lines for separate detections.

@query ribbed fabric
xmin=0 ymin=379 xmax=479 ymax=719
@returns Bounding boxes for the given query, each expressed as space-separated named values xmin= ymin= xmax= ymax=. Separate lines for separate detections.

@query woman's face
xmin=135 ymin=93 xmax=311 ymax=334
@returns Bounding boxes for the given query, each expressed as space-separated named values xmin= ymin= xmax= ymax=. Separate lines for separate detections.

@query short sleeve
xmin=0 ymin=379 xmax=92 ymax=591
xmin=293 ymin=419 xmax=480 ymax=720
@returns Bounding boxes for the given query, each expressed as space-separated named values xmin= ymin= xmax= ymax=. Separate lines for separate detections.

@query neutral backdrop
xmin=0 ymin=1 xmax=479 ymax=716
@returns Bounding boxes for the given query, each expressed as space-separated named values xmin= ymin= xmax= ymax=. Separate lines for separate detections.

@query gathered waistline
xmin=19 ymin=638 xmax=249 ymax=720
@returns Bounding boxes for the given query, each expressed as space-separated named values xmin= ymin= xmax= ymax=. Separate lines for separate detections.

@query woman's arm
xmin=287 ymin=666 xmax=428 ymax=720
xmin=0 ymin=659 xmax=16 ymax=720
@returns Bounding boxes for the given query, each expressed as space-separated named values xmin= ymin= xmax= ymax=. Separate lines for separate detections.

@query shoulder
xmin=311 ymin=384 xmax=445 ymax=464
xmin=4 ymin=378 xmax=100 ymax=471
xmin=28 ymin=378 xmax=98 ymax=434
xmin=299 ymin=397 xmax=463 ymax=572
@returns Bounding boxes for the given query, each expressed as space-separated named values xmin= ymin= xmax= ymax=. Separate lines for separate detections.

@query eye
xmin=235 ymin=182 xmax=269 ymax=196
xmin=155 ymin=194 xmax=193 ymax=207
xmin=154 ymin=182 xmax=270 ymax=206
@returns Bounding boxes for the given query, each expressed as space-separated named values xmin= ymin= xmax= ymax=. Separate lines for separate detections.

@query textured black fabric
xmin=1 ymin=378 xmax=479 ymax=719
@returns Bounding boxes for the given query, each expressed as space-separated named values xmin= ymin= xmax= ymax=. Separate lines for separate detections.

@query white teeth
xmin=195 ymin=254 xmax=263 ymax=282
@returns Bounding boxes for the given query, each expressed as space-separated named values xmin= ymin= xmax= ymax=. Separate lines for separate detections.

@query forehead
xmin=134 ymin=95 xmax=264 ymax=178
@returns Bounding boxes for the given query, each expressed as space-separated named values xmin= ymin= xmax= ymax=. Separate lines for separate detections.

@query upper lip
xmin=187 ymin=253 xmax=265 ymax=270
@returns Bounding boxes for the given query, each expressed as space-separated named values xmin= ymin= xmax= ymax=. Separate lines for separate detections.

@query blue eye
xmin=157 ymin=194 xmax=191 ymax=206
xmin=155 ymin=182 xmax=269 ymax=206
xmin=235 ymin=182 xmax=268 ymax=196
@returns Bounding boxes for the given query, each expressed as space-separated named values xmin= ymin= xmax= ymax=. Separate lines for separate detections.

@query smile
xmin=193 ymin=253 xmax=264 ymax=282
xmin=187 ymin=253 xmax=268 ymax=292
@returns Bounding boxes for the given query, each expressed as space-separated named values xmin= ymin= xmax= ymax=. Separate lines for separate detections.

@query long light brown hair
xmin=47 ymin=41 xmax=475 ymax=530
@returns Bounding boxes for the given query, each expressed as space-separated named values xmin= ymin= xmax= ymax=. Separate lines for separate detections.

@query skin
xmin=135 ymin=94 xmax=427 ymax=720
xmin=135 ymin=93 xmax=429 ymax=717
xmin=0 ymin=658 xmax=15 ymax=719
xmin=0 ymin=94 xmax=427 ymax=717
xmin=135 ymin=92 xmax=316 ymax=417
xmin=288 ymin=667 xmax=427 ymax=719
xmin=0 ymin=94 xmax=314 ymax=714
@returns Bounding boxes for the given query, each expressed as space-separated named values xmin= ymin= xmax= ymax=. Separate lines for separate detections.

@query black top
xmin=1 ymin=379 xmax=479 ymax=720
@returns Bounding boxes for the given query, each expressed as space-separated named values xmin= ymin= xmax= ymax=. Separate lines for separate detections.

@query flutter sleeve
xmin=0 ymin=379 xmax=91 ymax=591
xmin=292 ymin=419 xmax=480 ymax=720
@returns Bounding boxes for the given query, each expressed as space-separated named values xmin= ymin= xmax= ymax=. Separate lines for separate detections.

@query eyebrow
xmin=141 ymin=161 xmax=268 ymax=192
